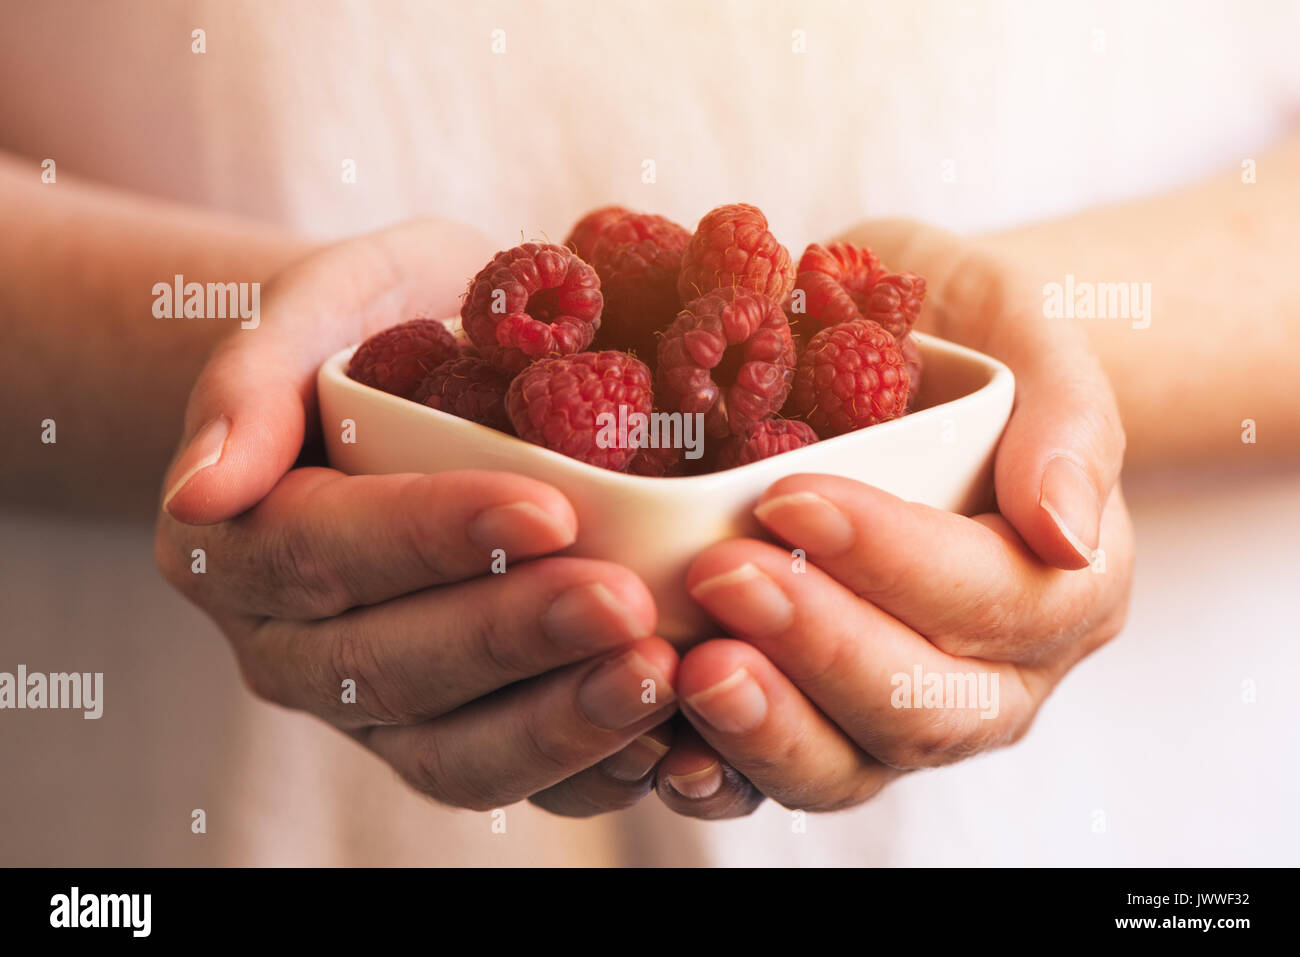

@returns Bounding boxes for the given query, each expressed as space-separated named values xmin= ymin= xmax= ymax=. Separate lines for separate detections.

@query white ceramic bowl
xmin=318 ymin=328 xmax=1014 ymax=642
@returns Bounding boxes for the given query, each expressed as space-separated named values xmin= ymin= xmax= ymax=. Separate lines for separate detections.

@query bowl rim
xmin=319 ymin=330 xmax=1014 ymax=489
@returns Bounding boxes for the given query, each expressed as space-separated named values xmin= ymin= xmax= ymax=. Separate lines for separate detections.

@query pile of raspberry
xmin=346 ymin=203 xmax=926 ymax=475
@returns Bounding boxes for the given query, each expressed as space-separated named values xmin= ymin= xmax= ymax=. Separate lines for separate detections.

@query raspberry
xmin=505 ymin=351 xmax=654 ymax=470
xmin=716 ymin=419 xmax=818 ymax=470
xmin=792 ymin=242 xmax=926 ymax=338
xmin=347 ymin=318 xmax=460 ymax=399
xmin=790 ymin=318 xmax=909 ymax=437
xmin=863 ymin=271 xmax=926 ymax=339
xmin=623 ymin=442 xmax=686 ymax=477
xmin=565 ymin=205 xmax=631 ymax=261
xmin=656 ymin=287 xmax=796 ymax=438
xmin=899 ymin=333 xmax=922 ymax=410
xmin=412 ymin=356 xmax=513 ymax=433
xmin=461 ymin=243 xmax=603 ymax=375
xmin=677 ymin=203 xmax=796 ymax=304
xmin=588 ymin=213 xmax=691 ymax=361
xmin=791 ymin=243 xmax=879 ymax=329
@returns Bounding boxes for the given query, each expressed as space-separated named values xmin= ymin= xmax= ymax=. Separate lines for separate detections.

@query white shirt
xmin=1 ymin=0 xmax=1296 ymax=865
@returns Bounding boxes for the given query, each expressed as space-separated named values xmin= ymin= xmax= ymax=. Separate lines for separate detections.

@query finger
xmin=753 ymin=474 xmax=1110 ymax=663
xmin=244 ymin=556 xmax=657 ymax=728
xmin=836 ymin=219 xmax=1126 ymax=568
xmin=365 ymin=637 xmax=679 ymax=810
xmin=160 ymin=336 xmax=306 ymax=525
xmin=163 ymin=219 xmax=493 ymax=524
xmin=159 ymin=468 xmax=577 ymax=620
xmin=654 ymin=723 xmax=765 ymax=820
xmin=676 ymin=639 xmax=898 ymax=811
xmin=527 ymin=724 xmax=673 ymax=818
xmin=687 ymin=540 xmax=1036 ymax=769
xmin=993 ymin=344 xmax=1126 ymax=569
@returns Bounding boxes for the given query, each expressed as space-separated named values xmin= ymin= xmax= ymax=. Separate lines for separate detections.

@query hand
xmin=654 ymin=219 xmax=1134 ymax=818
xmin=155 ymin=220 xmax=679 ymax=814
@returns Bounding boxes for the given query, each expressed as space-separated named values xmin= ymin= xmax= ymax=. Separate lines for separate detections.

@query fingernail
xmin=1039 ymin=455 xmax=1101 ymax=563
xmin=686 ymin=668 xmax=768 ymax=734
xmin=542 ymin=582 xmax=651 ymax=653
xmin=689 ymin=563 xmax=794 ymax=638
xmin=163 ymin=416 xmax=231 ymax=514
xmin=468 ymin=502 xmax=575 ymax=555
xmin=577 ymin=650 xmax=675 ymax=731
xmin=754 ymin=491 xmax=855 ymax=556
xmin=599 ymin=733 xmax=670 ymax=782
xmin=666 ymin=763 xmax=723 ymax=800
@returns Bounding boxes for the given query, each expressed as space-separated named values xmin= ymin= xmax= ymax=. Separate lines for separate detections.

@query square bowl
xmin=318 ymin=330 xmax=1014 ymax=642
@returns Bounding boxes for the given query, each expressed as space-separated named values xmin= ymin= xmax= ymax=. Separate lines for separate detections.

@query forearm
xmin=981 ymin=132 xmax=1300 ymax=469
xmin=0 ymin=151 xmax=316 ymax=513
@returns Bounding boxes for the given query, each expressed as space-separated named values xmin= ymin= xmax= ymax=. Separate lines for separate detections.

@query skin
xmin=655 ymin=139 xmax=1300 ymax=816
xmin=3 ymin=134 xmax=1298 ymax=819
xmin=656 ymin=218 xmax=1136 ymax=815
xmin=149 ymin=221 xmax=684 ymax=813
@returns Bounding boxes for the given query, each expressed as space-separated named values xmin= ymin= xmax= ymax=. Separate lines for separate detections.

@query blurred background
xmin=1 ymin=0 xmax=1297 ymax=865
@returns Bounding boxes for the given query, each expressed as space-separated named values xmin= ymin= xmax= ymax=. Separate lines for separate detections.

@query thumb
xmin=161 ymin=218 xmax=495 ymax=525
xmin=992 ymin=340 xmax=1126 ymax=569
xmin=160 ymin=339 xmax=306 ymax=525
xmin=837 ymin=218 xmax=1126 ymax=569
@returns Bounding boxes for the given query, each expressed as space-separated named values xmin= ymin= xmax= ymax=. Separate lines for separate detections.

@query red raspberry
xmin=899 ymin=333 xmax=922 ymax=410
xmin=565 ymin=205 xmax=631 ymax=261
xmin=677 ymin=203 xmax=796 ymax=304
xmin=863 ymin=272 xmax=926 ymax=339
xmin=461 ymin=243 xmax=603 ymax=375
xmin=347 ymin=318 xmax=460 ymax=399
xmin=716 ymin=419 xmax=818 ymax=470
xmin=588 ymin=213 xmax=691 ymax=361
xmin=412 ymin=356 xmax=513 ymax=433
xmin=792 ymin=242 xmax=926 ymax=338
xmin=790 ymin=318 xmax=909 ymax=437
xmin=656 ymin=287 xmax=796 ymax=438
xmin=791 ymin=242 xmax=879 ymax=329
xmin=505 ymin=351 xmax=654 ymax=470
xmin=623 ymin=442 xmax=686 ymax=477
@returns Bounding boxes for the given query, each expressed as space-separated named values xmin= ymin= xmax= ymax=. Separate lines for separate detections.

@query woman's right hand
xmin=154 ymin=220 xmax=679 ymax=813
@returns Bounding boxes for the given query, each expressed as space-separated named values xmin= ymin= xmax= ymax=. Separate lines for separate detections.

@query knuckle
xmin=876 ymin=714 xmax=982 ymax=770
xmin=853 ymin=552 xmax=911 ymax=608
xmin=517 ymin=713 xmax=592 ymax=776
xmin=405 ymin=738 xmax=455 ymax=805
xmin=799 ymin=628 xmax=866 ymax=691
xmin=466 ymin=605 xmax=533 ymax=679
xmin=930 ymin=593 xmax=1020 ymax=658
xmin=263 ymin=522 xmax=351 ymax=618
xmin=322 ymin=625 xmax=413 ymax=725
xmin=727 ymin=729 xmax=808 ymax=786
xmin=407 ymin=738 xmax=501 ymax=811
xmin=935 ymin=249 xmax=1010 ymax=342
